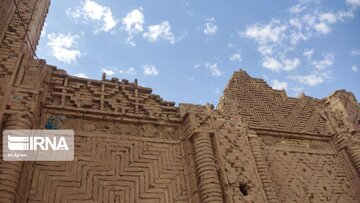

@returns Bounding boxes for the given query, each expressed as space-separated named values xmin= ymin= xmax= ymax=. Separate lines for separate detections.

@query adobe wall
xmin=1 ymin=0 xmax=360 ymax=203
xmin=217 ymin=71 xmax=360 ymax=202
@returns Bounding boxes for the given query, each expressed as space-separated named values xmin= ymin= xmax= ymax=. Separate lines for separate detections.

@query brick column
xmin=348 ymin=145 xmax=360 ymax=172
xmin=332 ymin=131 xmax=360 ymax=173
xmin=248 ymin=134 xmax=278 ymax=203
xmin=0 ymin=114 xmax=32 ymax=202
xmin=192 ymin=133 xmax=223 ymax=202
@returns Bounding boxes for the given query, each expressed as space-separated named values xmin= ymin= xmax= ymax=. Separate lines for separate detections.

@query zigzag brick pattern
xmin=1 ymin=0 xmax=360 ymax=201
xmin=28 ymin=134 xmax=189 ymax=203
xmin=218 ymin=71 xmax=329 ymax=135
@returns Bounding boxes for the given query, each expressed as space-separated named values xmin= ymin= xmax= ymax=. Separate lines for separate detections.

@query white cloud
xmin=288 ymin=4 xmax=306 ymax=14
xmin=74 ymin=73 xmax=88 ymax=78
xmin=271 ymin=80 xmax=288 ymax=90
xmin=303 ymin=48 xmax=314 ymax=59
xmin=203 ymin=18 xmax=218 ymax=35
xmin=243 ymin=20 xmax=287 ymax=44
xmin=205 ymin=63 xmax=223 ymax=76
xmin=337 ymin=10 xmax=354 ymax=21
xmin=346 ymin=0 xmax=360 ymax=7
xmin=241 ymin=0 xmax=355 ymax=82
xmin=288 ymin=71 xmax=331 ymax=86
xmin=313 ymin=22 xmax=331 ymax=34
xmin=102 ymin=68 xmax=115 ymax=76
xmin=229 ymin=53 xmax=242 ymax=62
xmin=143 ymin=21 xmax=175 ymax=43
xmin=289 ymin=18 xmax=302 ymax=30
xmin=289 ymin=74 xmax=323 ymax=86
xmin=67 ymin=0 xmax=117 ymax=32
xmin=262 ymin=57 xmax=283 ymax=72
xmin=119 ymin=67 xmax=136 ymax=75
xmin=302 ymin=14 xmax=317 ymax=27
xmin=320 ymin=12 xmax=337 ymax=24
xmin=352 ymin=65 xmax=359 ymax=72
xmin=122 ymin=8 xmax=144 ymax=46
xmin=282 ymin=58 xmax=300 ymax=71
xmin=242 ymin=0 xmax=356 ymax=73
xmin=47 ymin=33 xmax=81 ymax=64
xmin=350 ymin=49 xmax=360 ymax=56
xmin=311 ymin=12 xmax=343 ymax=35
xmin=261 ymin=57 xmax=299 ymax=72
xmin=310 ymin=53 xmax=334 ymax=70
xmin=143 ymin=64 xmax=159 ymax=76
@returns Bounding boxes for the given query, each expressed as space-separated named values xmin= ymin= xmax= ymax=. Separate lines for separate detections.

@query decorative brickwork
xmin=28 ymin=133 xmax=189 ymax=202
xmin=0 ymin=0 xmax=360 ymax=203
xmin=218 ymin=71 xmax=330 ymax=136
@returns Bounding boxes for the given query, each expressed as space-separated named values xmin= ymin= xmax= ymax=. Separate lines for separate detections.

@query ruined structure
xmin=0 ymin=0 xmax=360 ymax=202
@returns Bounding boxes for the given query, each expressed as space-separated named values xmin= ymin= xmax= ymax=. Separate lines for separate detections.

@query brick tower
xmin=0 ymin=0 xmax=50 ymax=202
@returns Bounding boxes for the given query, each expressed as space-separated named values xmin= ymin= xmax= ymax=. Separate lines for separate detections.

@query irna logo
xmin=3 ymin=130 xmax=74 ymax=161
xmin=8 ymin=135 xmax=69 ymax=151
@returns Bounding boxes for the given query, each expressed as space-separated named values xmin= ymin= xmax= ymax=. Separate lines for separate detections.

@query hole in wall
xmin=8 ymin=26 xmax=16 ymax=32
xmin=239 ymin=183 xmax=250 ymax=196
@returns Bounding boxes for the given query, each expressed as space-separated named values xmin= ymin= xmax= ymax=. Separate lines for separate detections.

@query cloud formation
xmin=242 ymin=0 xmax=355 ymax=73
xmin=102 ymin=68 xmax=115 ymax=76
xmin=74 ymin=73 xmax=88 ymax=78
xmin=205 ymin=63 xmax=223 ymax=76
xmin=271 ymin=80 xmax=288 ymax=90
xmin=47 ymin=33 xmax=81 ymax=64
xmin=122 ymin=8 xmax=144 ymax=46
xmin=303 ymin=48 xmax=314 ymax=59
xmin=350 ymin=49 xmax=360 ymax=56
xmin=203 ymin=18 xmax=218 ymax=35
xmin=310 ymin=53 xmax=334 ymax=70
xmin=143 ymin=64 xmax=159 ymax=76
xmin=352 ymin=65 xmax=359 ymax=72
xmin=346 ymin=0 xmax=360 ymax=7
xmin=288 ymin=71 xmax=331 ymax=86
xmin=261 ymin=57 xmax=300 ymax=72
xmin=119 ymin=67 xmax=136 ymax=75
xmin=229 ymin=53 xmax=242 ymax=62
xmin=143 ymin=21 xmax=175 ymax=44
xmin=67 ymin=0 xmax=117 ymax=33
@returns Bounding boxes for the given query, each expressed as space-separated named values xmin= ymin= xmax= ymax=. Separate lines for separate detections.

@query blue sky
xmin=36 ymin=0 xmax=360 ymax=105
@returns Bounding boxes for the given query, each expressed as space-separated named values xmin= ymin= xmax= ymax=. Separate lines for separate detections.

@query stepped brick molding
xmin=1 ymin=0 xmax=360 ymax=202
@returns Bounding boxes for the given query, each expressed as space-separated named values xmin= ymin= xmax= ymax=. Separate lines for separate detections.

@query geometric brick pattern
xmin=216 ymin=118 xmax=267 ymax=202
xmin=1 ymin=0 xmax=360 ymax=202
xmin=28 ymin=133 xmax=189 ymax=203
xmin=263 ymin=140 xmax=359 ymax=203
xmin=218 ymin=71 xmax=329 ymax=136
xmin=44 ymin=73 xmax=181 ymax=123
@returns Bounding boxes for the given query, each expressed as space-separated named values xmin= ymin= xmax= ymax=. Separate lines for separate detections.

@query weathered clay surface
xmin=0 ymin=1 xmax=359 ymax=203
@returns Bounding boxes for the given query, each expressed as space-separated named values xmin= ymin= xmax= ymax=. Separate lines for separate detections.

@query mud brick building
xmin=0 ymin=0 xmax=360 ymax=202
